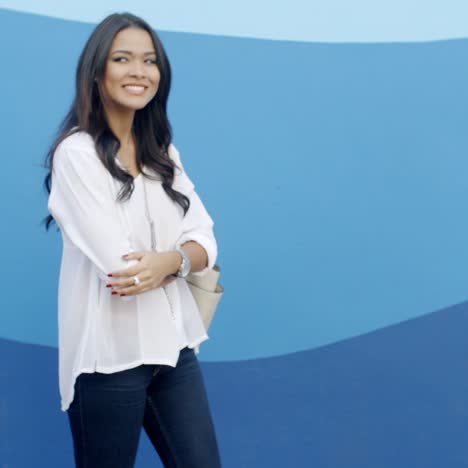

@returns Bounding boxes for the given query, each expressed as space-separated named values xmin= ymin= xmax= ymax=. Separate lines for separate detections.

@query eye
xmin=145 ymin=58 xmax=157 ymax=65
xmin=112 ymin=56 xmax=128 ymax=63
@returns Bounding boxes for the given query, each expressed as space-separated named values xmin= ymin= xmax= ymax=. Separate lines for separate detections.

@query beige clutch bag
xmin=186 ymin=265 xmax=223 ymax=330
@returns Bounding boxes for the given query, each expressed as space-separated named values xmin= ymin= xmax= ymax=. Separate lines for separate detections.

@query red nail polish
xmin=106 ymin=284 xmax=112 ymax=288
xmin=120 ymin=294 xmax=126 ymax=297
xmin=108 ymin=274 xmax=113 ymax=277
xmin=111 ymin=291 xmax=118 ymax=295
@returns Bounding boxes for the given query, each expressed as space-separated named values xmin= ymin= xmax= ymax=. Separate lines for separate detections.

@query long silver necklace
xmin=141 ymin=174 xmax=157 ymax=251
xmin=141 ymin=174 xmax=175 ymax=320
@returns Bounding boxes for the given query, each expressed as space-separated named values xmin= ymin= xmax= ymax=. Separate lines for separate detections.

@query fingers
xmin=108 ymin=273 xmax=147 ymax=295
xmin=109 ymin=280 xmax=147 ymax=296
xmin=108 ymin=276 xmax=141 ymax=291
xmin=108 ymin=252 xmax=145 ymax=278
xmin=107 ymin=274 xmax=172 ymax=297
xmin=122 ymin=251 xmax=145 ymax=261
xmin=109 ymin=266 xmax=140 ymax=279
xmin=107 ymin=251 xmax=173 ymax=296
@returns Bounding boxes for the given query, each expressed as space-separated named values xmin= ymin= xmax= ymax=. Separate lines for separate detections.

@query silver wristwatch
xmin=175 ymin=248 xmax=191 ymax=278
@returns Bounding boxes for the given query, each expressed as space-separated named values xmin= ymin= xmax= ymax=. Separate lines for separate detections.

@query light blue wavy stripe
xmin=2 ymin=10 xmax=468 ymax=361
xmin=2 ymin=1 xmax=468 ymax=43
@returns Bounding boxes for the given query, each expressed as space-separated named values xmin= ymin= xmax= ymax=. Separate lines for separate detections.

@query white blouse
xmin=48 ymin=132 xmax=217 ymax=411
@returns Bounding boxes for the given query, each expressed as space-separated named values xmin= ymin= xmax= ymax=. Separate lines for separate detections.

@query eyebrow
xmin=111 ymin=50 xmax=157 ymax=56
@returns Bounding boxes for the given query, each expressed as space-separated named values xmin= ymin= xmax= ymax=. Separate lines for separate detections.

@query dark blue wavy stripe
xmin=2 ymin=300 xmax=468 ymax=467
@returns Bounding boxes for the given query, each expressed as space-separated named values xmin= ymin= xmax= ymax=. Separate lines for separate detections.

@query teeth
xmin=125 ymin=85 xmax=145 ymax=92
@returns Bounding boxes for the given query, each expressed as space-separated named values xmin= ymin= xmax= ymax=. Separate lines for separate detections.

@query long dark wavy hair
xmin=43 ymin=12 xmax=189 ymax=230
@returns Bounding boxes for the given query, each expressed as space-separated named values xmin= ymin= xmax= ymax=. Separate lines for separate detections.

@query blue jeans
xmin=67 ymin=347 xmax=221 ymax=468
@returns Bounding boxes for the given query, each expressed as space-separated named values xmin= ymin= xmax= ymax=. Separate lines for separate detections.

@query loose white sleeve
xmin=170 ymin=145 xmax=218 ymax=275
xmin=47 ymin=140 xmax=137 ymax=281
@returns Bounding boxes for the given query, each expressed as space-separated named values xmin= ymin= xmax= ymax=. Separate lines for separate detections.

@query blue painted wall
xmin=1 ymin=5 xmax=468 ymax=467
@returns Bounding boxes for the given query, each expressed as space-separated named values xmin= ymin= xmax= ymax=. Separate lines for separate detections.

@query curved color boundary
xmin=2 ymin=2 xmax=468 ymax=43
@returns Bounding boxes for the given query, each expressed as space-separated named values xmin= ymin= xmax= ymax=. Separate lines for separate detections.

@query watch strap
xmin=175 ymin=248 xmax=191 ymax=278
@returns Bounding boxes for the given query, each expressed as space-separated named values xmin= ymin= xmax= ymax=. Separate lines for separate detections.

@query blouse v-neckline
xmin=115 ymin=157 xmax=143 ymax=180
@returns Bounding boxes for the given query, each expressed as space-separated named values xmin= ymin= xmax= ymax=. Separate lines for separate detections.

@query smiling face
xmin=99 ymin=27 xmax=160 ymax=115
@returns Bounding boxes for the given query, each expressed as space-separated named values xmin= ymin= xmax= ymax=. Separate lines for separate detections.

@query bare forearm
xmin=180 ymin=241 xmax=208 ymax=273
xmin=167 ymin=241 xmax=208 ymax=275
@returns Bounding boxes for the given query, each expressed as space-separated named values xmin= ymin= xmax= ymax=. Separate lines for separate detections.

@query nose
xmin=129 ymin=60 xmax=145 ymax=78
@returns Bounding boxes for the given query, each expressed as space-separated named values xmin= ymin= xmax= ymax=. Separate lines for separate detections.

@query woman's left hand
xmin=107 ymin=250 xmax=180 ymax=296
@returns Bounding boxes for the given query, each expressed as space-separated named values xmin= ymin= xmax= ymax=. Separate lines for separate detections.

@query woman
xmin=44 ymin=12 xmax=221 ymax=468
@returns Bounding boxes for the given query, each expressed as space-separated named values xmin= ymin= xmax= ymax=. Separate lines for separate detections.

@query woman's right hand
xmin=107 ymin=250 xmax=180 ymax=296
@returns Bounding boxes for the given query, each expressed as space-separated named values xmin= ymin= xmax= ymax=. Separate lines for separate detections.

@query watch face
xmin=181 ymin=256 xmax=190 ymax=277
